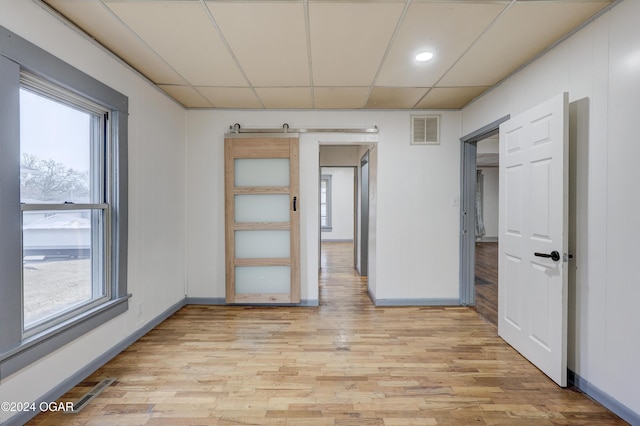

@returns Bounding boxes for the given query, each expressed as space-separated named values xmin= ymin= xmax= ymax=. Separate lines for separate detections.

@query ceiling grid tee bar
xmin=365 ymin=0 xmax=412 ymax=108
xmin=303 ymin=0 xmax=315 ymax=108
xmin=411 ymin=0 xmax=515 ymax=109
xmin=198 ymin=0 xmax=265 ymax=109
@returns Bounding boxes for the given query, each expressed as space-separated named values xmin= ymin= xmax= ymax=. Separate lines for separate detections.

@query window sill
xmin=321 ymin=227 xmax=333 ymax=232
xmin=0 ymin=295 xmax=130 ymax=379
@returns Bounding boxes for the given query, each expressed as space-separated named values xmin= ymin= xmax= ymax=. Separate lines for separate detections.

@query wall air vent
xmin=411 ymin=115 xmax=440 ymax=145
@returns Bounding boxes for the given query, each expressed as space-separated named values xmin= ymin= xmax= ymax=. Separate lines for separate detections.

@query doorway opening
xmin=320 ymin=166 xmax=357 ymax=268
xmin=459 ymin=116 xmax=509 ymax=324
xmin=318 ymin=144 xmax=374 ymax=305
xmin=474 ymin=135 xmax=499 ymax=326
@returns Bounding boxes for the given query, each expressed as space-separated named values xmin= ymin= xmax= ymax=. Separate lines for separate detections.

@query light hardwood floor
xmin=29 ymin=242 xmax=625 ymax=425
xmin=474 ymin=242 xmax=498 ymax=327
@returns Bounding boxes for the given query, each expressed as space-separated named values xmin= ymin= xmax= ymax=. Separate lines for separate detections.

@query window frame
xmin=20 ymin=78 xmax=111 ymax=336
xmin=0 ymin=24 xmax=129 ymax=378
xmin=320 ymin=174 xmax=332 ymax=232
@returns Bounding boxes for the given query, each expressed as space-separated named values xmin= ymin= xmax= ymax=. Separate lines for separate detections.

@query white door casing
xmin=498 ymin=93 xmax=569 ymax=386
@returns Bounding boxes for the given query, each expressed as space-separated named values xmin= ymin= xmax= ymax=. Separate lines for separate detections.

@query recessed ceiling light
xmin=415 ymin=51 xmax=434 ymax=62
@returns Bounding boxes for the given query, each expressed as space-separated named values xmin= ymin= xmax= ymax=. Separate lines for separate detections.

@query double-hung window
xmin=320 ymin=174 xmax=332 ymax=231
xmin=20 ymin=75 xmax=111 ymax=336
xmin=0 ymin=25 xmax=129 ymax=378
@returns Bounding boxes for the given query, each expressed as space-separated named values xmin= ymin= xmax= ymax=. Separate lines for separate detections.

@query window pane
xmin=23 ymin=210 xmax=104 ymax=329
xmin=20 ymin=88 xmax=98 ymax=204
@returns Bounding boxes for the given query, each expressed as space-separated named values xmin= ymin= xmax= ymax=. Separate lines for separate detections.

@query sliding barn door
xmin=224 ymin=137 xmax=300 ymax=304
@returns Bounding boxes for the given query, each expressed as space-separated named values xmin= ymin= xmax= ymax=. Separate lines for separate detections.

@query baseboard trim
xmin=184 ymin=297 xmax=226 ymax=305
xmin=321 ymin=239 xmax=354 ymax=243
xmin=185 ymin=297 xmax=319 ymax=307
xmin=569 ymin=370 xmax=639 ymax=425
xmin=374 ymin=298 xmax=460 ymax=307
xmin=4 ymin=298 xmax=187 ymax=426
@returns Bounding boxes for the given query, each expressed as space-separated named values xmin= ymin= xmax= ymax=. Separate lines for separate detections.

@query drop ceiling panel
xmin=39 ymin=0 xmax=616 ymax=109
xmin=416 ymin=87 xmax=489 ymax=109
xmin=366 ymin=87 xmax=427 ymax=109
xmin=376 ymin=2 xmax=506 ymax=87
xmin=105 ymin=1 xmax=246 ymax=86
xmin=44 ymin=0 xmax=186 ymax=85
xmin=206 ymin=2 xmax=309 ymax=87
xmin=439 ymin=1 xmax=612 ymax=87
xmin=255 ymin=87 xmax=313 ymax=109
xmin=159 ymin=85 xmax=213 ymax=108
xmin=309 ymin=2 xmax=404 ymax=86
xmin=198 ymin=87 xmax=263 ymax=109
xmin=314 ymin=87 xmax=370 ymax=109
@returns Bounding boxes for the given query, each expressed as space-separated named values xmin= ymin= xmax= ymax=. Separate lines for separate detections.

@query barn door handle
xmin=534 ymin=251 xmax=560 ymax=262
xmin=293 ymin=196 xmax=297 ymax=212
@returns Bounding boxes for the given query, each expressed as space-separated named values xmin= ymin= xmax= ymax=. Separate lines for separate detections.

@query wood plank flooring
xmin=474 ymin=242 xmax=498 ymax=327
xmin=29 ymin=242 xmax=625 ymax=425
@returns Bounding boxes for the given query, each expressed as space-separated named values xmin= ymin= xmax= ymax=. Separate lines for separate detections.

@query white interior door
xmin=498 ymin=92 xmax=569 ymax=386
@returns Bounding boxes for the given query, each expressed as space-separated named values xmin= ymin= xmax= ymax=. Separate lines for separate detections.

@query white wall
xmin=186 ymin=110 xmax=461 ymax=303
xmin=0 ymin=2 xmax=187 ymax=423
xmin=462 ymin=0 xmax=640 ymax=417
xmin=478 ymin=167 xmax=499 ymax=239
xmin=321 ymin=167 xmax=355 ymax=241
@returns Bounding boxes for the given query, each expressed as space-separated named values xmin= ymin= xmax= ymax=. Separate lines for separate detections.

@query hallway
xmin=28 ymin=243 xmax=624 ymax=425
xmin=319 ymin=241 xmax=368 ymax=310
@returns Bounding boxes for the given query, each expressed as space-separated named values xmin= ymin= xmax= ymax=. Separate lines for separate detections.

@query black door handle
xmin=534 ymin=250 xmax=560 ymax=262
xmin=293 ymin=196 xmax=297 ymax=212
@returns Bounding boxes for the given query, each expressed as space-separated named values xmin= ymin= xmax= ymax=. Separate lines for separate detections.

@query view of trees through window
xmin=21 ymin=153 xmax=90 ymax=203
xmin=20 ymin=85 xmax=105 ymax=331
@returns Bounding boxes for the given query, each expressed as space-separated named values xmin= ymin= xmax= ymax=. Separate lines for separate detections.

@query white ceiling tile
xmin=255 ymin=87 xmax=313 ymax=109
xmin=366 ymin=87 xmax=428 ymax=109
xmin=376 ymin=2 xmax=506 ymax=87
xmin=206 ymin=2 xmax=309 ymax=87
xmin=105 ymin=1 xmax=247 ymax=86
xmin=198 ymin=87 xmax=263 ymax=109
xmin=415 ymin=87 xmax=489 ymax=109
xmin=314 ymin=87 xmax=370 ymax=109
xmin=158 ymin=85 xmax=213 ymax=108
xmin=42 ymin=0 xmax=615 ymax=109
xmin=44 ymin=0 xmax=187 ymax=85
xmin=439 ymin=1 xmax=612 ymax=86
xmin=309 ymin=2 xmax=405 ymax=86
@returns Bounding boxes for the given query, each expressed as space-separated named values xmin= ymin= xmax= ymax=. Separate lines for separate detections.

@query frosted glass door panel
xmin=236 ymin=266 xmax=291 ymax=294
xmin=235 ymin=195 xmax=290 ymax=223
xmin=235 ymin=159 xmax=290 ymax=187
xmin=235 ymin=230 xmax=290 ymax=258
xmin=225 ymin=137 xmax=299 ymax=304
